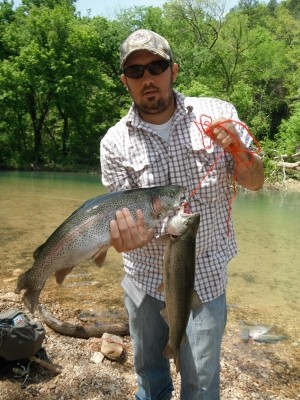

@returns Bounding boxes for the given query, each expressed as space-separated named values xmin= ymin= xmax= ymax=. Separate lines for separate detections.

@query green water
xmin=0 ymin=171 xmax=299 ymax=340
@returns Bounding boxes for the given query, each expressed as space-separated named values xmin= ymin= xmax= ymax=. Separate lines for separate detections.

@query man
xmin=100 ymin=29 xmax=264 ymax=400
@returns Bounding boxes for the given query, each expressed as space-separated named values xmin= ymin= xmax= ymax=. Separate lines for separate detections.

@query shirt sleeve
xmin=100 ymin=129 xmax=132 ymax=192
xmin=229 ymin=102 xmax=253 ymax=148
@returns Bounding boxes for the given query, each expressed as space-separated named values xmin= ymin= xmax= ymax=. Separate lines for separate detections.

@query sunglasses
xmin=123 ymin=59 xmax=171 ymax=79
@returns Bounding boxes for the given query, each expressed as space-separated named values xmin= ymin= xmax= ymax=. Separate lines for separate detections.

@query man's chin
xmin=139 ymin=100 xmax=166 ymax=114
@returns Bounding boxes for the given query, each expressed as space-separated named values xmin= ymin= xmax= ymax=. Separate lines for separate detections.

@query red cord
xmin=184 ymin=115 xmax=261 ymax=235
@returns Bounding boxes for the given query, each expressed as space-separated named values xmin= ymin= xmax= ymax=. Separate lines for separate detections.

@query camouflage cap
xmin=120 ymin=29 xmax=172 ymax=68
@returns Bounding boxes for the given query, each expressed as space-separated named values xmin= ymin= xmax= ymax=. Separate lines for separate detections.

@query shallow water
xmin=228 ymin=189 xmax=300 ymax=344
xmin=0 ymin=171 xmax=299 ymax=341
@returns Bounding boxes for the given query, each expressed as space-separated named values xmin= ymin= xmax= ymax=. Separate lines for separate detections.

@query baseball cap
xmin=120 ymin=29 xmax=172 ymax=68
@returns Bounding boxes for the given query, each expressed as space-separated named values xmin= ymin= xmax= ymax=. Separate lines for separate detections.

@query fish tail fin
xmin=14 ymin=270 xmax=29 ymax=294
xmin=163 ymin=342 xmax=174 ymax=359
xmin=175 ymin=355 xmax=180 ymax=373
xmin=23 ymin=289 xmax=41 ymax=314
xmin=163 ymin=343 xmax=180 ymax=373
xmin=15 ymin=270 xmax=42 ymax=313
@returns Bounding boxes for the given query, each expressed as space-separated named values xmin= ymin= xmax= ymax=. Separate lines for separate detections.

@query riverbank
xmin=264 ymin=177 xmax=300 ymax=192
xmin=1 ymin=285 xmax=299 ymax=400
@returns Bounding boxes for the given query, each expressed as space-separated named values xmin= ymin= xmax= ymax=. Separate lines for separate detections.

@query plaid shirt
xmin=100 ymin=90 xmax=252 ymax=303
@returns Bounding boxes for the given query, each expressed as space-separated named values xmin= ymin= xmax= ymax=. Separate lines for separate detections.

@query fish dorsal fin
xmin=33 ymin=243 xmax=45 ymax=260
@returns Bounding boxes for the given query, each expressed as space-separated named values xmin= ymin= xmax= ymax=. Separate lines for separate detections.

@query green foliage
xmin=177 ymin=81 xmax=215 ymax=98
xmin=0 ymin=0 xmax=121 ymax=169
xmin=275 ymin=101 xmax=300 ymax=156
xmin=0 ymin=0 xmax=299 ymax=180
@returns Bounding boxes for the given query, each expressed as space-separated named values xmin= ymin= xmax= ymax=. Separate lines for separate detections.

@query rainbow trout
xmin=158 ymin=208 xmax=202 ymax=372
xmin=15 ymin=185 xmax=186 ymax=313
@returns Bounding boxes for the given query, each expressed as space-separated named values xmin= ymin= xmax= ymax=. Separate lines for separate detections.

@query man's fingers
xmin=110 ymin=208 xmax=152 ymax=253
xmin=136 ymin=209 xmax=154 ymax=241
xmin=109 ymin=219 xmax=123 ymax=252
xmin=117 ymin=208 xmax=136 ymax=237
xmin=136 ymin=209 xmax=146 ymax=235
xmin=210 ymin=119 xmax=241 ymax=150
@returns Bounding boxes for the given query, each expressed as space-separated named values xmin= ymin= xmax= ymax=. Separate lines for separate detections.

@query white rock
xmin=101 ymin=333 xmax=123 ymax=360
xmin=90 ymin=351 xmax=105 ymax=364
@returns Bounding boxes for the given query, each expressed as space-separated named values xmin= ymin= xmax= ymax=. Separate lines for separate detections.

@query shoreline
xmin=1 ymin=285 xmax=299 ymax=399
xmin=263 ymin=178 xmax=300 ymax=192
xmin=1 ymin=169 xmax=299 ymax=193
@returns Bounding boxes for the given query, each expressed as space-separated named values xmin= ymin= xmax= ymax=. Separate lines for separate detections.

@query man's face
xmin=121 ymin=50 xmax=178 ymax=121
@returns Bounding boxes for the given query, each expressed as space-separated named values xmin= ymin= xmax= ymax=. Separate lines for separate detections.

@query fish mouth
xmin=182 ymin=202 xmax=192 ymax=214
xmin=178 ymin=204 xmax=193 ymax=215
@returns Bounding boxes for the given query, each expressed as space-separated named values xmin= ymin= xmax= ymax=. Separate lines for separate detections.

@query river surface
xmin=0 ymin=171 xmax=299 ymax=341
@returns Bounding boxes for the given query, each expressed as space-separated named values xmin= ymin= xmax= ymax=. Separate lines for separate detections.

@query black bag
xmin=0 ymin=309 xmax=45 ymax=361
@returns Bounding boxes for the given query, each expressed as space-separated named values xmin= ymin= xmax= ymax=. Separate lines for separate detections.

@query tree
xmin=275 ymin=100 xmax=300 ymax=156
xmin=0 ymin=1 xmax=121 ymax=168
xmin=0 ymin=1 xmax=15 ymax=59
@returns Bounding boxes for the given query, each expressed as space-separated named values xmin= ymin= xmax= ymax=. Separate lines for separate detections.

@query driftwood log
xmin=38 ymin=305 xmax=129 ymax=338
xmin=277 ymin=160 xmax=300 ymax=170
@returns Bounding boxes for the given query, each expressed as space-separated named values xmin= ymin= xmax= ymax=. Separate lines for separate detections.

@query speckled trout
xmin=157 ymin=208 xmax=202 ymax=372
xmin=15 ymin=185 xmax=186 ymax=313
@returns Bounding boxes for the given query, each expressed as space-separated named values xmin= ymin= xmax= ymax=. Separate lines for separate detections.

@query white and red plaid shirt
xmin=100 ymin=90 xmax=252 ymax=303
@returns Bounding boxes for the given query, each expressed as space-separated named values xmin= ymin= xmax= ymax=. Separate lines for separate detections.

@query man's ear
xmin=172 ymin=63 xmax=179 ymax=83
xmin=121 ymin=74 xmax=128 ymax=90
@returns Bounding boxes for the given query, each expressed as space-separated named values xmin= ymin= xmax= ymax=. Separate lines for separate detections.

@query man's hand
xmin=210 ymin=117 xmax=264 ymax=190
xmin=209 ymin=117 xmax=241 ymax=150
xmin=110 ymin=208 xmax=154 ymax=253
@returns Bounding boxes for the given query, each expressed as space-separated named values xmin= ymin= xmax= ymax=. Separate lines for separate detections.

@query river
xmin=0 ymin=171 xmax=299 ymax=342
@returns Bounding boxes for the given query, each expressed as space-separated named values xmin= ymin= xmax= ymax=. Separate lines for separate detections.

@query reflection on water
xmin=0 ymin=172 xmax=299 ymax=341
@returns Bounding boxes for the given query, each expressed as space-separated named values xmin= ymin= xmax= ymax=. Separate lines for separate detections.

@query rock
xmin=13 ymin=268 xmax=24 ymax=276
xmin=100 ymin=333 xmax=124 ymax=360
xmin=90 ymin=351 xmax=105 ymax=364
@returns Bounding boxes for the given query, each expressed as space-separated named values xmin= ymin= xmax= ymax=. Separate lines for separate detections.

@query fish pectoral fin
xmin=55 ymin=267 xmax=74 ymax=284
xmin=160 ymin=307 xmax=169 ymax=326
xmin=191 ymin=290 xmax=203 ymax=311
xmin=155 ymin=234 xmax=169 ymax=246
xmin=181 ymin=333 xmax=187 ymax=344
xmin=92 ymin=249 xmax=108 ymax=267
xmin=156 ymin=282 xmax=165 ymax=294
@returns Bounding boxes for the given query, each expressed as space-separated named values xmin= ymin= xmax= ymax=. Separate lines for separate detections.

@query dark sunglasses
xmin=123 ymin=59 xmax=171 ymax=79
